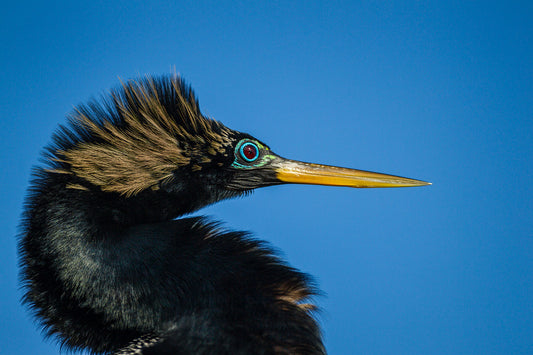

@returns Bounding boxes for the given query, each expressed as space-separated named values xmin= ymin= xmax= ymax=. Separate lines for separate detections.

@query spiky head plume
xmin=48 ymin=75 xmax=235 ymax=197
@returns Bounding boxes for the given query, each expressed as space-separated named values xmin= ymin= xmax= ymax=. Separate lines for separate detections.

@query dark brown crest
xmin=49 ymin=75 xmax=235 ymax=196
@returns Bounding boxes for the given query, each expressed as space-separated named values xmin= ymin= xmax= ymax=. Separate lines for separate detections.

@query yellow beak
xmin=274 ymin=158 xmax=430 ymax=188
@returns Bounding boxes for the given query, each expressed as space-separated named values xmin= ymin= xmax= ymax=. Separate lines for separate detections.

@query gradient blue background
xmin=1 ymin=1 xmax=531 ymax=354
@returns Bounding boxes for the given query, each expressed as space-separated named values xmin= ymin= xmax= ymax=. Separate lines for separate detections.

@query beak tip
xmin=411 ymin=180 xmax=431 ymax=187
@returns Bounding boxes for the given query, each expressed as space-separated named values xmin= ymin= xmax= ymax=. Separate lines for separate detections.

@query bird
xmin=19 ymin=75 xmax=430 ymax=355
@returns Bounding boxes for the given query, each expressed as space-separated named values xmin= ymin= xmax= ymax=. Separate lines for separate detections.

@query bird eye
xmin=239 ymin=141 xmax=259 ymax=162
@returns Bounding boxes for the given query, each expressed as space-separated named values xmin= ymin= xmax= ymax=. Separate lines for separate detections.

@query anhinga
xmin=19 ymin=75 xmax=429 ymax=354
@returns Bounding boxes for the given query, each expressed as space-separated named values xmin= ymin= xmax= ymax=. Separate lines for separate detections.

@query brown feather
xmin=52 ymin=76 xmax=234 ymax=196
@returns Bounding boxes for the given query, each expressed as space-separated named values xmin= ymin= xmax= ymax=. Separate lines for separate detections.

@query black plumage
xmin=19 ymin=75 xmax=429 ymax=354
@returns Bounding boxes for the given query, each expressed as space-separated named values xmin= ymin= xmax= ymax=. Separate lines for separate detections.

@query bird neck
xmin=23 ymin=171 xmax=323 ymax=354
xmin=56 ymin=172 xmax=230 ymax=226
xmin=22 ymin=173 xmax=205 ymax=351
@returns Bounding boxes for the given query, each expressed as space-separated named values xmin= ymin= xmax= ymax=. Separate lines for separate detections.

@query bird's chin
xmin=225 ymin=170 xmax=281 ymax=191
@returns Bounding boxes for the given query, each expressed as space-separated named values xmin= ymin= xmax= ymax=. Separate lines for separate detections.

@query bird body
xmin=19 ymin=76 xmax=429 ymax=354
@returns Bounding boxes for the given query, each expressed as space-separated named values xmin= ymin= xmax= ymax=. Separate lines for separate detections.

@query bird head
xmin=48 ymin=75 xmax=428 ymax=215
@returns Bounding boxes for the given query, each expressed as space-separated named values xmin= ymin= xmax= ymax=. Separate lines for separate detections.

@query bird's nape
xmin=19 ymin=74 xmax=429 ymax=354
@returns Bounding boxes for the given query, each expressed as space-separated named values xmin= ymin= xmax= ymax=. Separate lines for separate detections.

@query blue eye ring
xmin=239 ymin=141 xmax=260 ymax=162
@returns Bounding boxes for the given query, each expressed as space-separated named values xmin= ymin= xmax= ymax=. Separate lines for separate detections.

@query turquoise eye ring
xmin=239 ymin=141 xmax=259 ymax=162
xmin=232 ymin=139 xmax=275 ymax=169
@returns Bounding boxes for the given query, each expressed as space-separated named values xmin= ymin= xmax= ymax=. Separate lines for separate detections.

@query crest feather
xmin=48 ymin=75 xmax=234 ymax=196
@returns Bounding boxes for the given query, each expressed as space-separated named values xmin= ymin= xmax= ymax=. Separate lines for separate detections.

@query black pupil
xmin=243 ymin=144 xmax=257 ymax=160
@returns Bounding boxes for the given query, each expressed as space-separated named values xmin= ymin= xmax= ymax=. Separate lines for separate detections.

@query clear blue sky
xmin=1 ymin=1 xmax=531 ymax=354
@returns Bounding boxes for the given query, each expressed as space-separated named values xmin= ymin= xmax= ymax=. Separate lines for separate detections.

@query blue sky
xmin=1 ymin=1 xmax=531 ymax=354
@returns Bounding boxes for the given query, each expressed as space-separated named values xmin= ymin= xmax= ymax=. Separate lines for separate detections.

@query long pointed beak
xmin=273 ymin=158 xmax=430 ymax=188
